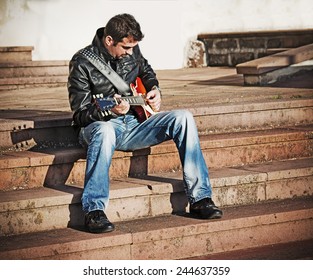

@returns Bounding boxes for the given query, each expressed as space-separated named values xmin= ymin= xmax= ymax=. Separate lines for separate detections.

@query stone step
xmin=0 ymin=75 xmax=68 ymax=90
xmin=187 ymin=239 xmax=313 ymax=260
xmin=236 ymin=44 xmax=313 ymax=85
xmin=240 ymin=62 xmax=313 ymax=86
xmin=0 ymin=110 xmax=74 ymax=151
xmin=197 ymin=29 xmax=313 ymax=67
xmin=0 ymin=157 xmax=312 ymax=236
xmin=0 ymin=196 xmax=312 ymax=259
xmin=237 ymin=44 xmax=313 ymax=75
xmin=0 ymin=126 xmax=312 ymax=191
xmin=192 ymin=98 xmax=313 ymax=134
xmin=0 ymin=46 xmax=33 ymax=63
xmin=0 ymin=59 xmax=69 ymax=90
xmin=266 ymin=48 xmax=291 ymax=55
xmin=1 ymin=97 xmax=312 ymax=151
xmin=0 ymin=60 xmax=69 ymax=78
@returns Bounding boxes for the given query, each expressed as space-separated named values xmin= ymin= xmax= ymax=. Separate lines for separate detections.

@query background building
xmin=1 ymin=0 xmax=313 ymax=69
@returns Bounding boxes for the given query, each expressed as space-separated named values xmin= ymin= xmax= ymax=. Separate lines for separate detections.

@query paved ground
xmin=0 ymin=67 xmax=312 ymax=114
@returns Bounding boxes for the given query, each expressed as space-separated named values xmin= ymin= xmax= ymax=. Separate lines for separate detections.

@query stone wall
xmin=196 ymin=29 xmax=313 ymax=67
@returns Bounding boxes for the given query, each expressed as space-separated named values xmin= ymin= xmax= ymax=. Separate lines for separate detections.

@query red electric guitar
xmin=93 ymin=77 xmax=155 ymax=123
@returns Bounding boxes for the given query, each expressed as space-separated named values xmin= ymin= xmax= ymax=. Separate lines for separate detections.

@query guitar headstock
xmin=93 ymin=94 xmax=117 ymax=111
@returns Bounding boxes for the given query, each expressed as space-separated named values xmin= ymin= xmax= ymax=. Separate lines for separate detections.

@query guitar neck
xmin=93 ymin=77 xmax=154 ymax=122
xmin=119 ymin=96 xmax=146 ymax=105
xmin=93 ymin=94 xmax=147 ymax=111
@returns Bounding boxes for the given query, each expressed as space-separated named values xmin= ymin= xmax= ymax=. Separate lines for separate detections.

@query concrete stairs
xmin=196 ymin=30 xmax=313 ymax=85
xmin=0 ymin=46 xmax=68 ymax=90
xmin=197 ymin=29 xmax=313 ymax=67
xmin=1 ymin=197 xmax=312 ymax=260
xmin=1 ymin=157 xmax=312 ymax=235
xmin=0 ymin=47 xmax=312 ymax=260
xmin=0 ymin=46 xmax=34 ymax=62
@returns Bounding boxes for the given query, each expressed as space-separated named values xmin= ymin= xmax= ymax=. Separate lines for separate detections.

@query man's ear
xmin=104 ymin=35 xmax=114 ymax=46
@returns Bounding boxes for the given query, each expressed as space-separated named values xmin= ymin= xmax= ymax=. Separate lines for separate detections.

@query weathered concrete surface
xmin=0 ymin=196 xmax=312 ymax=260
xmin=0 ymin=67 xmax=312 ymax=112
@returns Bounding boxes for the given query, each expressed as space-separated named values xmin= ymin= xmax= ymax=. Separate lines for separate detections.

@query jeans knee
xmin=93 ymin=122 xmax=115 ymax=141
xmin=80 ymin=121 xmax=116 ymax=147
xmin=172 ymin=109 xmax=195 ymax=126
xmin=174 ymin=109 xmax=193 ymax=117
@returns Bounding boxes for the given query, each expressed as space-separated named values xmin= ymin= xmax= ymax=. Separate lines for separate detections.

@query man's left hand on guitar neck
xmin=110 ymin=85 xmax=161 ymax=116
xmin=111 ymin=94 xmax=130 ymax=115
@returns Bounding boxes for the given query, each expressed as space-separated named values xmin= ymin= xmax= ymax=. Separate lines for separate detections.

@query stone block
xmin=266 ymin=176 xmax=313 ymax=200
xmin=186 ymin=40 xmax=207 ymax=67
xmin=214 ymin=38 xmax=238 ymax=50
xmin=239 ymin=38 xmax=266 ymax=49
xmin=207 ymin=54 xmax=229 ymax=66
xmin=230 ymin=52 xmax=255 ymax=66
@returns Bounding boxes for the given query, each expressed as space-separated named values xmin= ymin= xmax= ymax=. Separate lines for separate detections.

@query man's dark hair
xmin=104 ymin=13 xmax=144 ymax=45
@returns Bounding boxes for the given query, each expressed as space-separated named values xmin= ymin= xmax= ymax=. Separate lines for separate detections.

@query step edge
xmin=0 ymin=60 xmax=69 ymax=67
xmin=0 ymin=157 xmax=312 ymax=212
xmin=1 ymin=125 xmax=312 ymax=167
xmin=0 ymin=197 xmax=312 ymax=259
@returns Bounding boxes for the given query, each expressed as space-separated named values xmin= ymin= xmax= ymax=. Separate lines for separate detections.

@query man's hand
xmin=111 ymin=94 xmax=130 ymax=115
xmin=146 ymin=87 xmax=161 ymax=112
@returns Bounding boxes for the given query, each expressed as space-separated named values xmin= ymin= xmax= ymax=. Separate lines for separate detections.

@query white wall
xmin=0 ymin=0 xmax=313 ymax=69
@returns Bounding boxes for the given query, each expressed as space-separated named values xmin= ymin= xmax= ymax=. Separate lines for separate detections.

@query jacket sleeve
xmin=68 ymin=55 xmax=108 ymax=127
xmin=136 ymin=47 xmax=160 ymax=92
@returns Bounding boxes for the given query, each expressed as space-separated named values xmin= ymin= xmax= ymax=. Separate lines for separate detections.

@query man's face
xmin=105 ymin=35 xmax=138 ymax=59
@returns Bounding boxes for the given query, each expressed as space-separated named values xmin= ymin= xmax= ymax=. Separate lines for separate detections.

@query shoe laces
xmin=194 ymin=197 xmax=214 ymax=206
xmin=88 ymin=210 xmax=106 ymax=221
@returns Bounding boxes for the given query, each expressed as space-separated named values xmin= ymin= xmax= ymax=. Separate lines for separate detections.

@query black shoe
xmin=85 ymin=210 xmax=115 ymax=233
xmin=190 ymin=198 xmax=223 ymax=219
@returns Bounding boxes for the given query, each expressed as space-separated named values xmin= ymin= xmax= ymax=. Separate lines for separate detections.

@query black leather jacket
xmin=68 ymin=27 xmax=159 ymax=127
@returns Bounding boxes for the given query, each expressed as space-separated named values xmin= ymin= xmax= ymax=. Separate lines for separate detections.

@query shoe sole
xmin=87 ymin=225 xmax=115 ymax=234
xmin=190 ymin=210 xmax=223 ymax=220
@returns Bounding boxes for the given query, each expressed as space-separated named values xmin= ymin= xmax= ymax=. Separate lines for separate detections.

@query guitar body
xmin=130 ymin=77 xmax=155 ymax=122
xmin=93 ymin=77 xmax=155 ymax=123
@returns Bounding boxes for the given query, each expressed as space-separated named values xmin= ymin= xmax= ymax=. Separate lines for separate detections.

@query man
xmin=68 ymin=13 xmax=222 ymax=234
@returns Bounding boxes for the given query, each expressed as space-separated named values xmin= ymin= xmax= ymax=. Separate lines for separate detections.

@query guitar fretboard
xmin=93 ymin=94 xmax=146 ymax=111
xmin=119 ymin=96 xmax=145 ymax=105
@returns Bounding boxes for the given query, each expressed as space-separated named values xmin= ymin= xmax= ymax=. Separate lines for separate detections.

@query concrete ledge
xmin=0 ymin=157 xmax=312 ymax=236
xmin=0 ymin=46 xmax=34 ymax=52
xmin=242 ymin=61 xmax=313 ymax=86
xmin=0 ymin=46 xmax=34 ymax=63
xmin=236 ymin=43 xmax=313 ymax=85
xmin=236 ymin=44 xmax=313 ymax=75
xmin=198 ymin=29 xmax=313 ymax=39
xmin=0 ymin=75 xmax=68 ymax=86
xmin=0 ymin=60 xmax=69 ymax=80
xmin=0 ymin=126 xmax=312 ymax=191
xmin=1 ymin=98 xmax=313 ymax=151
xmin=0 ymin=196 xmax=312 ymax=259
xmin=198 ymin=29 xmax=313 ymax=66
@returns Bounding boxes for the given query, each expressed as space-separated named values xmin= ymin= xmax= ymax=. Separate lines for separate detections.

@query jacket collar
xmin=92 ymin=27 xmax=115 ymax=61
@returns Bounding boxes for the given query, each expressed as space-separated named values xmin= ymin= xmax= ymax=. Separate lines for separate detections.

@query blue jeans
xmin=78 ymin=109 xmax=212 ymax=213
